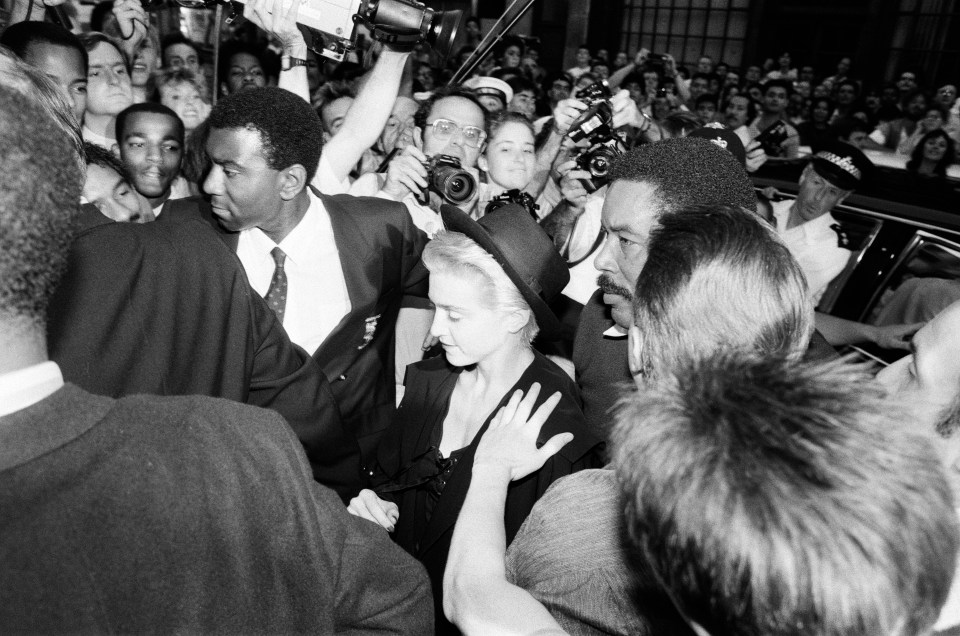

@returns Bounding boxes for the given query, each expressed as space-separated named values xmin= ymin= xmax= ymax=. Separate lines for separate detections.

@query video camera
xmin=175 ymin=0 xmax=462 ymax=62
xmin=567 ymin=80 xmax=626 ymax=193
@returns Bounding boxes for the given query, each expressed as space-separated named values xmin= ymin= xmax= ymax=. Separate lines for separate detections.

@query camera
xmin=175 ymin=0 xmax=462 ymax=62
xmin=417 ymin=154 xmax=477 ymax=206
xmin=568 ymin=81 xmax=614 ymax=144
xmin=755 ymin=120 xmax=789 ymax=155
xmin=485 ymin=189 xmax=539 ymax=219
xmin=574 ymin=137 xmax=625 ymax=193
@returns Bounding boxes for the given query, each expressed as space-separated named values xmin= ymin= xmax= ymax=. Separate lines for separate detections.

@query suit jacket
xmin=47 ymin=210 xmax=361 ymax=500
xmin=165 ymin=191 xmax=430 ymax=473
xmin=372 ymin=353 xmax=605 ymax=635
xmin=0 ymin=384 xmax=433 ymax=634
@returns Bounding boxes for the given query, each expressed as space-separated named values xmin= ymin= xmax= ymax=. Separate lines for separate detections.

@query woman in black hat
xmin=348 ymin=204 xmax=604 ymax=634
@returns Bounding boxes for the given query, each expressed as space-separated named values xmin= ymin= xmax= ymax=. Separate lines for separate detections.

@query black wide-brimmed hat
xmin=440 ymin=203 xmax=570 ymax=339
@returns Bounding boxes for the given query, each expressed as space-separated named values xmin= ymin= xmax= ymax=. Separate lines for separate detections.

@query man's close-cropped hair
xmin=83 ymin=141 xmax=131 ymax=181
xmin=613 ymin=353 xmax=959 ymax=636
xmin=608 ymin=137 xmax=757 ymax=215
xmin=631 ymin=203 xmax=811 ymax=378
xmin=207 ymin=86 xmax=322 ymax=183
xmin=413 ymin=86 xmax=490 ymax=134
xmin=115 ymin=101 xmax=185 ymax=144
xmin=0 ymin=21 xmax=88 ymax=71
xmin=0 ymin=85 xmax=82 ymax=328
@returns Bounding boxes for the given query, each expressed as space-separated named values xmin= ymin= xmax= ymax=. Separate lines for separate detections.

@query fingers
xmin=537 ymin=431 xmax=574 ymax=462
xmin=346 ymin=489 xmax=398 ymax=531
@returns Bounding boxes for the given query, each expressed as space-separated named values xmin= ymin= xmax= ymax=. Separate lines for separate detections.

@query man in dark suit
xmin=197 ymin=86 xmax=429 ymax=474
xmin=0 ymin=83 xmax=433 ymax=633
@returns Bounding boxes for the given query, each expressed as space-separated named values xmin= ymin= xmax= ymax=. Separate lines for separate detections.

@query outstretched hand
xmin=244 ymin=0 xmax=306 ymax=52
xmin=475 ymin=384 xmax=572 ymax=482
xmin=873 ymin=322 xmax=923 ymax=350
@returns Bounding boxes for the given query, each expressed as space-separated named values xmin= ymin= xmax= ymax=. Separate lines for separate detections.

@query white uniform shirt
xmin=772 ymin=199 xmax=851 ymax=305
xmin=236 ymin=189 xmax=350 ymax=355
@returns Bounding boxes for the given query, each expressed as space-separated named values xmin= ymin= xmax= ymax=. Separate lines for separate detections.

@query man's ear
xmin=628 ymin=323 xmax=644 ymax=383
xmin=277 ymin=163 xmax=309 ymax=201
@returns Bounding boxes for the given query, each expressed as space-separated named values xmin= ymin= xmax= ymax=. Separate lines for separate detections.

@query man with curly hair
xmin=194 ymin=86 xmax=429 ymax=475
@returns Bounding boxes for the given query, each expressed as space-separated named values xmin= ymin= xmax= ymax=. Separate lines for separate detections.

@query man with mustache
xmin=573 ymin=136 xmax=757 ymax=436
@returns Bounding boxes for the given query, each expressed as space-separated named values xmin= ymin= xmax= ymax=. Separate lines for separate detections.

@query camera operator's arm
xmin=528 ymin=98 xmax=588 ymax=198
xmin=540 ymin=159 xmax=590 ymax=253
xmin=245 ymin=0 xmax=310 ymax=101
xmin=323 ymin=47 xmax=410 ymax=183
xmin=607 ymin=49 xmax=649 ymax=91
xmin=662 ymin=54 xmax=689 ymax=103
xmin=7 ymin=0 xmax=68 ymax=26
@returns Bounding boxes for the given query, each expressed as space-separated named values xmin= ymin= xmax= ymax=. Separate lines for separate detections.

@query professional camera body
xmin=176 ymin=0 xmax=461 ymax=62
xmin=485 ymin=189 xmax=539 ymax=219
xmin=567 ymin=80 xmax=626 ymax=193
xmin=416 ymin=154 xmax=477 ymax=206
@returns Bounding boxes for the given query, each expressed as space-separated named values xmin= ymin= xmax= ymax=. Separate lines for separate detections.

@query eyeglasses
xmin=428 ymin=118 xmax=487 ymax=148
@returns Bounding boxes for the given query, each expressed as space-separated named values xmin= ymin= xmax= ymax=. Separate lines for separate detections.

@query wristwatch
xmin=281 ymin=55 xmax=308 ymax=71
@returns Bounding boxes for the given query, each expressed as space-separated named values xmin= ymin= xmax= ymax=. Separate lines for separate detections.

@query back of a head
xmin=207 ymin=86 xmax=322 ymax=182
xmin=613 ymin=353 xmax=959 ymax=636
xmin=632 ymin=204 xmax=812 ymax=377
xmin=0 ymin=84 xmax=82 ymax=330
xmin=609 ymin=137 xmax=757 ymax=214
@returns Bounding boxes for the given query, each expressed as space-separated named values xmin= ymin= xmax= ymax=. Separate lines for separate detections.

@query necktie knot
xmin=271 ymin=246 xmax=286 ymax=269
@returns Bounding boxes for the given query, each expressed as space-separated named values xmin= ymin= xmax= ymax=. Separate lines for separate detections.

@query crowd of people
xmin=3 ymin=1 xmax=960 ymax=634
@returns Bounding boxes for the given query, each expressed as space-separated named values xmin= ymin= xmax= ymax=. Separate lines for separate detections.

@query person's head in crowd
xmin=794 ymin=79 xmax=811 ymax=99
xmin=0 ymin=84 xmax=83 ymax=348
xmin=793 ymin=140 xmax=871 ymax=226
xmin=129 ymin=27 xmax=161 ymax=101
xmin=694 ymin=93 xmax=719 ymax=124
xmin=478 ymin=111 xmax=535 ymax=192
xmin=746 ymin=82 xmax=764 ymax=105
xmin=217 ymin=42 xmax=265 ymax=96
xmin=714 ymin=61 xmax=728 ymax=78
xmin=775 ymin=50 xmax=792 ymax=72
xmin=688 ymin=73 xmax=710 ymax=101
xmin=621 ymin=72 xmax=643 ymax=104
xmin=902 ymin=89 xmax=930 ymax=121
xmin=498 ymin=36 xmax=523 ymax=69
xmin=413 ymin=60 xmax=436 ymax=93
xmin=505 ymin=75 xmax=537 ymax=120
xmin=78 ymin=33 xmax=132 ymax=141
xmin=936 ymin=84 xmax=958 ymax=110
xmin=0 ymin=21 xmax=88 ymax=123
xmin=81 ymin=141 xmax=152 ymax=222
xmin=696 ymin=55 xmax=713 ymax=75
xmin=787 ymin=91 xmax=806 ymax=119
xmin=203 ymin=86 xmax=321 ymax=240
xmin=612 ymin=51 xmax=628 ymax=70
xmin=115 ymin=102 xmax=184 ymax=209
xmin=641 ymin=68 xmax=660 ymax=95
xmin=724 ymin=94 xmax=755 ymax=129
xmin=627 ymin=204 xmax=811 ymax=382
xmin=761 ymin=78 xmax=792 ymax=116
xmin=799 ymin=64 xmax=816 ymax=84
xmin=651 ymin=93 xmax=673 ymax=121
xmin=413 ymin=86 xmax=488 ymax=170
xmin=615 ymin=352 xmax=958 ymax=636
xmin=835 ymin=55 xmax=852 ymax=76
xmin=161 ymin=32 xmax=200 ymax=76
xmin=812 ymin=82 xmax=831 ymax=100
xmin=464 ymin=16 xmax=481 ymax=41
xmin=0 ymin=47 xmax=85 ymax=174
xmin=594 ymin=48 xmax=609 ymax=64
xmin=379 ymin=96 xmax=419 ymax=155
xmin=897 ymin=69 xmax=920 ymax=97
xmin=920 ymin=105 xmax=947 ymax=132
xmin=89 ymin=0 xmax=117 ymax=33
xmin=878 ymin=300 xmax=960 ymax=498
xmin=835 ymin=116 xmax=871 ymax=148
xmin=544 ymin=72 xmax=572 ymax=108
xmin=744 ymin=64 xmax=762 ymax=84
xmin=315 ymin=81 xmax=355 ymax=141
xmin=572 ymin=72 xmax=598 ymax=98
xmin=464 ymin=76 xmax=512 ymax=114
xmin=906 ymin=129 xmax=956 ymax=178
xmin=836 ymin=78 xmax=859 ymax=106
xmin=594 ymin=137 xmax=756 ymax=329
xmin=574 ymin=44 xmax=591 ymax=69
xmin=722 ymin=70 xmax=739 ymax=89
xmin=707 ymin=75 xmax=721 ymax=96
xmin=156 ymin=68 xmax=209 ymax=133
xmin=590 ymin=60 xmax=609 ymax=81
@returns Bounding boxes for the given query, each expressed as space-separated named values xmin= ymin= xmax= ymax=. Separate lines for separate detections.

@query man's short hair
xmin=77 ymin=31 xmax=129 ymax=70
xmin=413 ymin=86 xmax=489 ymax=133
xmin=207 ymin=86 xmax=322 ymax=182
xmin=613 ymin=353 xmax=959 ymax=636
xmin=763 ymin=77 xmax=794 ymax=96
xmin=505 ymin=74 xmax=537 ymax=97
xmin=694 ymin=93 xmax=718 ymax=108
xmin=84 ymin=141 xmax=130 ymax=181
xmin=160 ymin=32 xmax=199 ymax=65
xmin=0 ymin=20 xmax=88 ymax=72
xmin=0 ymin=85 xmax=82 ymax=328
xmin=115 ymin=102 xmax=185 ymax=144
xmin=631 ymin=203 xmax=811 ymax=378
xmin=608 ymin=136 xmax=757 ymax=215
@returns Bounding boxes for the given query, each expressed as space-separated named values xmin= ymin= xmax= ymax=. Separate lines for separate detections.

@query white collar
xmin=0 ymin=361 xmax=64 ymax=417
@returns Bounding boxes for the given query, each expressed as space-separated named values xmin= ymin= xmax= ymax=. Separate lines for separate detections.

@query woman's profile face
xmin=482 ymin=121 xmax=535 ymax=190
xmin=924 ymin=134 xmax=949 ymax=162
xmin=428 ymin=270 xmax=519 ymax=368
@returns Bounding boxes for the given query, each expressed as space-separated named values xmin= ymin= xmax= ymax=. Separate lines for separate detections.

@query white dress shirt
xmin=236 ymin=189 xmax=350 ymax=355
xmin=0 ymin=361 xmax=64 ymax=417
xmin=772 ymin=199 xmax=851 ymax=304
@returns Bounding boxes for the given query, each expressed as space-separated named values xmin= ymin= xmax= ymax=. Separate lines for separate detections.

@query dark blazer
xmin=166 ymin=191 xmax=430 ymax=472
xmin=0 ymin=384 xmax=433 ymax=634
xmin=372 ymin=352 xmax=605 ymax=634
xmin=47 ymin=211 xmax=361 ymax=500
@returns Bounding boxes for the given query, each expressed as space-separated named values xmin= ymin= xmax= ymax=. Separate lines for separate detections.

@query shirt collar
xmin=603 ymin=324 xmax=628 ymax=338
xmin=0 ymin=361 xmax=64 ymax=417
xmin=242 ymin=189 xmax=326 ymax=263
